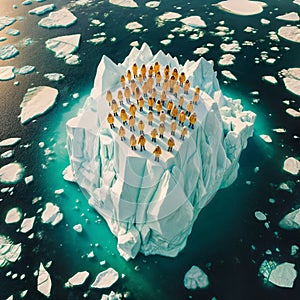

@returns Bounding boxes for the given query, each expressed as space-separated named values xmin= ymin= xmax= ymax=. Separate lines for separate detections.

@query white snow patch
xmin=283 ymin=157 xmax=300 ymax=175
xmin=0 ymin=138 xmax=21 ymax=147
xmin=65 ymin=271 xmax=89 ymax=287
xmin=20 ymin=217 xmax=35 ymax=233
xmin=260 ymin=18 xmax=270 ymax=25
xmin=37 ymin=263 xmax=52 ymax=297
xmin=276 ymin=12 xmax=300 ymax=22
xmin=218 ymin=53 xmax=235 ymax=65
xmin=221 ymin=70 xmax=237 ymax=81
xmin=109 ymin=0 xmax=138 ymax=7
xmin=19 ymin=86 xmax=58 ymax=124
xmin=5 ymin=207 xmax=22 ymax=224
xmin=220 ymin=40 xmax=241 ymax=53
xmin=0 ymin=163 xmax=24 ymax=184
xmin=278 ymin=26 xmax=300 ymax=43
xmin=262 ymin=76 xmax=277 ymax=84
xmin=158 ymin=12 xmax=182 ymax=22
xmin=193 ymin=47 xmax=209 ymax=55
xmin=0 ymin=66 xmax=15 ymax=81
xmin=29 ymin=4 xmax=55 ymax=15
xmin=38 ymin=8 xmax=77 ymax=28
xmin=91 ymin=268 xmax=119 ymax=289
xmin=184 ymin=265 xmax=209 ymax=289
xmin=180 ymin=16 xmax=206 ymax=28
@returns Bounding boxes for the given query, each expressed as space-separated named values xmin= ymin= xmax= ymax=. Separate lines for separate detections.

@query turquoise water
xmin=0 ymin=0 xmax=299 ymax=299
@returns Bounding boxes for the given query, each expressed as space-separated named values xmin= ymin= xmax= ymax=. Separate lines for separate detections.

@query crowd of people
xmin=106 ymin=62 xmax=200 ymax=162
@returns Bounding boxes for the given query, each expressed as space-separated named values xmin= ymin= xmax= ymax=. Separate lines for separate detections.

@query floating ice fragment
xmin=260 ymin=18 xmax=270 ymax=25
xmin=184 ymin=265 xmax=209 ymax=289
xmin=6 ymin=29 xmax=20 ymax=36
xmin=259 ymin=134 xmax=272 ymax=143
xmin=19 ymin=86 xmax=58 ymax=124
xmin=87 ymin=251 xmax=95 ymax=258
xmin=17 ymin=65 xmax=35 ymax=75
xmin=41 ymin=203 xmax=63 ymax=226
xmin=158 ymin=12 xmax=182 ymax=22
xmin=278 ymin=26 xmax=300 ymax=43
xmin=269 ymin=263 xmax=298 ymax=288
xmin=1 ymin=150 xmax=14 ymax=159
xmin=218 ymin=53 xmax=235 ymax=65
xmin=255 ymin=211 xmax=267 ymax=221
xmin=5 ymin=207 xmax=22 ymax=224
xmin=28 ymin=4 xmax=55 ymax=15
xmin=291 ymin=245 xmax=299 ymax=256
xmin=62 ymin=165 xmax=75 ymax=182
xmin=145 ymin=1 xmax=160 ymax=8
xmin=279 ymin=68 xmax=300 ymax=96
xmin=65 ymin=271 xmax=89 ymax=287
xmin=65 ymin=54 xmax=80 ymax=65
xmin=130 ymin=41 xmax=139 ymax=47
xmin=72 ymin=93 xmax=79 ymax=99
xmin=91 ymin=267 xmax=119 ymax=289
xmin=0 ymin=16 xmax=16 ymax=30
xmin=294 ymin=0 xmax=300 ymax=5
xmin=37 ymin=263 xmax=52 ymax=297
xmin=283 ymin=157 xmax=300 ymax=175
xmin=0 ymin=44 xmax=19 ymax=60
xmin=286 ymin=108 xmax=300 ymax=117
xmin=160 ymin=39 xmax=171 ymax=45
xmin=220 ymin=41 xmax=241 ymax=52
xmin=0 ymin=162 xmax=24 ymax=184
xmin=73 ymin=224 xmax=83 ymax=233
xmin=0 ymin=66 xmax=15 ymax=81
xmin=193 ymin=47 xmax=209 ymax=55
xmin=20 ymin=216 xmax=35 ymax=233
xmin=22 ymin=0 xmax=32 ymax=5
xmin=180 ymin=16 xmax=206 ymax=28
xmin=125 ymin=21 xmax=143 ymax=31
xmin=262 ymin=76 xmax=277 ymax=84
xmin=0 ymin=138 xmax=21 ymax=147
xmin=38 ymin=8 xmax=77 ymax=28
xmin=54 ymin=189 xmax=64 ymax=195
xmin=24 ymin=175 xmax=33 ymax=184
xmin=276 ymin=12 xmax=300 ymax=22
xmin=272 ymin=128 xmax=286 ymax=133
xmin=279 ymin=208 xmax=300 ymax=229
xmin=109 ymin=0 xmax=138 ymax=7
xmin=221 ymin=70 xmax=237 ymax=81
xmin=44 ymin=73 xmax=65 ymax=81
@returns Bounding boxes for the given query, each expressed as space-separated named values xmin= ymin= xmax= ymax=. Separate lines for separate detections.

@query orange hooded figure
xmin=178 ymin=110 xmax=186 ymax=126
xmin=167 ymin=100 xmax=174 ymax=115
xmin=130 ymin=134 xmax=137 ymax=150
xmin=171 ymin=105 xmax=178 ymax=120
xmin=173 ymin=82 xmax=180 ymax=97
xmin=150 ymin=128 xmax=158 ymax=142
xmin=130 ymin=79 xmax=137 ymax=95
xmin=141 ymin=64 xmax=147 ymax=79
xmin=119 ymin=126 xmax=126 ymax=141
xmin=147 ymin=111 xmax=154 ymax=125
xmin=135 ymin=86 xmax=141 ymax=101
xmin=129 ymin=115 xmax=135 ymax=132
xmin=117 ymin=90 xmax=124 ymax=105
xmin=151 ymin=88 xmax=157 ymax=100
xmin=120 ymin=108 xmax=128 ymax=125
xmin=156 ymin=100 xmax=163 ymax=115
xmin=138 ymin=119 xmax=145 ymax=135
xmin=106 ymin=90 xmax=113 ymax=106
xmin=162 ymin=79 xmax=169 ymax=92
xmin=172 ymin=68 xmax=179 ymax=81
xmin=192 ymin=91 xmax=200 ymax=105
xmin=148 ymin=97 xmax=154 ymax=111
xmin=153 ymin=145 xmax=162 ymax=162
xmin=111 ymin=99 xmax=119 ymax=116
xmin=179 ymin=72 xmax=186 ymax=87
xmin=107 ymin=113 xmax=115 ymax=129
xmin=148 ymin=65 xmax=154 ymax=77
xmin=185 ymin=101 xmax=194 ymax=116
xmin=120 ymin=75 xmax=126 ymax=89
xmin=147 ymin=76 xmax=154 ymax=92
xmin=138 ymin=134 xmax=146 ymax=151
xmin=132 ymin=63 xmax=138 ymax=78
xmin=126 ymin=69 xmax=132 ymax=82
xmin=138 ymin=73 xmax=143 ymax=84
xmin=169 ymin=75 xmax=176 ymax=93
xmin=158 ymin=122 xmax=165 ymax=138
xmin=170 ymin=120 xmax=177 ymax=136
xmin=180 ymin=126 xmax=188 ymax=140
xmin=129 ymin=103 xmax=137 ymax=117
xmin=178 ymin=94 xmax=185 ymax=109
xmin=167 ymin=137 xmax=175 ymax=152
xmin=138 ymin=96 xmax=145 ymax=112
xmin=160 ymin=90 xmax=167 ymax=106
xmin=183 ymin=80 xmax=190 ymax=95
xmin=159 ymin=110 xmax=166 ymax=123
xmin=155 ymin=71 xmax=162 ymax=86
xmin=124 ymin=86 xmax=131 ymax=103
xmin=154 ymin=61 xmax=160 ymax=74
xmin=188 ymin=112 xmax=197 ymax=129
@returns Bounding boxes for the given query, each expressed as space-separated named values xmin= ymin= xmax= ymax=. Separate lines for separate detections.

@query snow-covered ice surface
xmin=37 ymin=263 xmax=52 ymax=297
xmin=158 ymin=12 xmax=182 ymax=22
xmin=20 ymin=217 xmax=36 ymax=233
xmin=276 ymin=12 xmax=300 ymax=22
xmin=278 ymin=68 xmax=300 ymax=96
xmin=41 ymin=202 xmax=63 ymax=226
xmin=0 ymin=66 xmax=15 ymax=81
xmin=278 ymin=26 xmax=300 ymax=43
xmin=5 ymin=207 xmax=22 ymax=224
xmin=0 ymin=44 xmax=19 ymax=60
xmin=145 ymin=1 xmax=160 ymax=8
xmin=66 ymin=43 xmax=255 ymax=260
xmin=184 ymin=265 xmax=209 ymax=289
xmin=221 ymin=70 xmax=237 ymax=81
xmin=109 ymin=0 xmax=138 ymax=7
xmin=38 ymin=8 xmax=77 ymax=28
xmin=28 ymin=4 xmax=55 ymax=15
xmin=65 ymin=271 xmax=89 ymax=287
xmin=0 ymin=137 xmax=21 ymax=147
xmin=262 ymin=76 xmax=277 ymax=84
xmin=0 ymin=235 xmax=22 ymax=267
xmin=0 ymin=162 xmax=24 ymax=184
xmin=0 ymin=16 xmax=16 ymax=30
xmin=91 ymin=267 xmax=119 ymax=289
xmin=283 ymin=157 xmax=300 ymax=175
xmin=180 ymin=16 xmax=207 ymax=28
xmin=279 ymin=208 xmax=300 ymax=230
xmin=44 ymin=73 xmax=65 ymax=81
xmin=19 ymin=86 xmax=58 ymax=124
xmin=269 ymin=263 xmax=298 ymax=288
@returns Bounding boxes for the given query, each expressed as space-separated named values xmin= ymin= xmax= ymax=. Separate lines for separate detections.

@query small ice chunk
xmin=101 ymin=291 xmax=122 ymax=300
xmin=24 ymin=175 xmax=34 ymax=184
xmin=0 ymin=66 xmax=15 ymax=81
xmin=276 ymin=12 xmax=300 ymax=22
xmin=19 ymin=86 xmax=58 ymax=124
xmin=22 ymin=0 xmax=32 ymax=5
xmin=259 ymin=134 xmax=272 ymax=143
xmin=269 ymin=262 xmax=297 ymax=288
xmin=65 ymin=271 xmax=89 ymax=287
xmin=29 ymin=4 xmax=55 ymax=15
xmin=37 ymin=263 xmax=52 ymax=297
xmin=278 ymin=26 xmax=300 ymax=43
xmin=283 ymin=157 xmax=300 ymax=175
xmin=5 ymin=207 xmax=22 ymax=224
xmin=261 ymin=18 xmax=270 ymax=25
xmin=0 ymin=44 xmax=19 ymax=60
xmin=62 ymin=165 xmax=75 ymax=182
xmin=221 ymin=70 xmax=237 ymax=81
xmin=73 ymin=224 xmax=83 ymax=233
xmin=218 ymin=53 xmax=235 ymax=66
xmin=125 ymin=21 xmax=143 ymax=31
xmin=255 ymin=211 xmax=267 ymax=221
xmin=286 ymin=108 xmax=300 ymax=117
xmin=291 ymin=245 xmax=299 ymax=256
xmin=109 ymin=0 xmax=138 ymax=8
xmin=130 ymin=41 xmax=139 ymax=47
xmin=72 ymin=93 xmax=79 ymax=99
xmin=20 ymin=216 xmax=35 ymax=233
xmin=184 ymin=265 xmax=209 ymax=289
xmin=180 ymin=16 xmax=206 ymax=28
xmin=158 ymin=12 xmax=182 ymax=22
xmin=279 ymin=208 xmax=300 ymax=230
xmin=5 ymin=29 xmax=20 ymax=36
xmin=262 ymin=76 xmax=277 ymax=84
xmin=38 ymin=8 xmax=77 ymax=28
xmin=54 ymin=189 xmax=64 ymax=195
xmin=145 ymin=1 xmax=160 ymax=8
xmin=193 ymin=47 xmax=209 ymax=55
xmin=41 ymin=202 xmax=63 ymax=226
xmin=0 ymin=162 xmax=24 ymax=184
xmin=64 ymin=54 xmax=80 ymax=65
xmin=43 ymin=73 xmax=65 ymax=82
xmin=220 ymin=40 xmax=241 ymax=52
xmin=1 ymin=150 xmax=14 ymax=159
xmin=91 ymin=267 xmax=119 ymax=289
xmin=87 ymin=251 xmax=95 ymax=258
xmin=16 ymin=65 xmax=35 ymax=75
xmin=0 ymin=137 xmax=21 ymax=147
xmin=160 ymin=39 xmax=171 ymax=45
xmin=272 ymin=128 xmax=286 ymax=133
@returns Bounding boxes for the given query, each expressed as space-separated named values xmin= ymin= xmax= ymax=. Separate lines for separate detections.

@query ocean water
xmin=0 ymin=0 xmax=299 ymax=299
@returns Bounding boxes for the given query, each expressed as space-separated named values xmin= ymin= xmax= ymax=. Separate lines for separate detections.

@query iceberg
xmin=109 ymin=0 xmax=138 ymax=7
xmin=283 ymin=157 xmax=300 ymax=175
xmin=276 ymin=12 xmax=300 ymax=22
xmin=279 ymin=68 xmax=300 ymax=96
xmin=91 ymin=267 xmax=119 ymax=289
xmin=180 ymin=16 xmax=207 ymax=28
xmin=0 ymin=44 xmax=19 ymax=60
xmin=0 ymin=137 xmax=21 ymax=147
xmin=0 ymin=162 xmax=24 ymax=184
xmin=66 ymin=43 xmax=255 ymax=260
xmin=5 ymin=207 xmax=22 ymax=224
xmin=279 ymin=208 xmax=300 ymax=230
xmin=269 ymin=263 xmax=298 ymax=288
xmin=28 ymin=4 xmax=55 ymax=15
xmin=184 ymin=265 xmax=209 ymax=289
xmin=0 ymin=235 xmax=22 ymax=267
xmin=20 ymin=217 xmax=36 ymax=233
xmin=37 ymin=263 xmax=52 ymax=297
xmin=278 ymin=26 xmax=300 ymax=43
xmin=0 ymin=66 xmax=15 ymax=81
xmin=41 ymin=203 xmax=63 ymax=226
xmin=44 ymin=73 xmax=65 ymax=81
xmin=38 ymin=8 xmax=77 ymax=28
xmin=65 ymin=271 xmax=89 ymax=287
xmin=19 ymin=86 xmax=58 ymax=124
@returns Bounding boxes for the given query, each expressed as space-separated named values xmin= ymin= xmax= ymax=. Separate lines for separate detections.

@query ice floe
xmin=73 ymin=224 xmax=83 ymax=233
xmin=218 ymin=53 xmax=235 ymax=65
xmin=160 ymin=39 xmax=171 ymax=45
xmin=41 ymin=202 xmax=63 ymax=226
xmin=62 ymin=165 xmax=75 ymax=182
xmin=0 ymin=162 xmax=24 ymax=184
xmin=38 ymin=8 xmax=77 ymax=28
xmin=6 ymin=29 xmax=20 ymax=36
xmin=259 ymin=134 xmax=272 ymax=143
xmin=260 ymin=18 xmax=270 ymax=25
xmin=180 ymin=16 xmax=206 ymax=28
xmin=276 ymin=12 xmax=300 ymax=22
xmin=255 ymin=211 xmax=267 ymax=221
xmin=193 ymin=47 xmax=209 ymax=55
xmin=0 ymin=44 xmax=19 ymax=60
xmin=158 ymin=12 xmax=182 ymax=22
xmin=291 ymin=245 xmax=299 ymax=256
xmin=17 ymin=65 xmax=35 ymax=75
xmin=262 ymin=76 xmax=277 ymax=84
xmin=0 ymin=235 xmax=22 ymax=267
xmin=145 ymin=1 xmax=160 ymax=8
xmin=0 ymin=16 xmax=16 ymax=30
xmin=286 ymin=108 xmax=300 ymax=117
xmin=221 ymin=70 xmax=237 ymax=81
xmin=37 ymin=263 xmax=52 ymax=297
xmin=44 ymin=73 xmax=65 ymax=81
xmin=269 ymin=263 xmax=298 ymax=288
xmin=65 ymin=271 xmax=89 ymax=287
xmin=278 ymin=26 xmax=300 ymax=43
xmin=24 ymin=173 xmax=33 ymax=183
xmin=283 ymin=157 xmax=300 ymax=175
xmin=278 ymin=68 xmax=300 ymax=96
xmin=0 ymin=66 xmax=15 ymax=81
xmin=19 ymin=86 xmax=58 ymax=124
xmin=109 ymin=0 xmax=138 ymax=7
xmin=65 ymin=54 xmax=80 ymax=65
xmin=213 ymin=0 xmax=267 ymax=16
xmin=184 ymin=265 xmax=209 ymax=289
xmin=279 ymin=208 xmax=300 ymax=230
xmin=22 ymin=0 xmax=32 ymax=5
xmin=0 ymin=137 xmax=21 ymax=147
xmin=294 ymin=0 xmax=300 ymax=5
xmin=20 ymin=217 xmax=35 ymax=233
xmin=91 ymin=268 xmax=119 ymax=289
xmin=125 ymin=21 xmax=143 ymax=31
xmin=220 ymin=41 xmax=241 ymax=52
xmin=1 ymin=150 xmax=14 ymax=159
xmin=28 ymin=4 xmax=55 ymax=15
xmin=46 ymin=34 xmax=80 ymax=58
xmin=5 ymin=207 xmax=22 ymax=224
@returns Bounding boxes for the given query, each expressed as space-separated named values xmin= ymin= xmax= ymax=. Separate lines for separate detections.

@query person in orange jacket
xmin=172 ymin=68 xmax=179 ymax=81
xmin=195 ymin=86 xmax=200 ymax=94
xmin=129 ymin=115 xmax=135 ymax=132
xmin=162 ymin=78 xmax=169 ymax=92
xmin=167 ymin=100 xmax=174 ymax=115
xmin=164 ymin=65 xmax=170 ymax=80
xmin=138 ymin=96 xmax=145 ymax=112
xmin=148 ymin=96 xmax=154 ymax=111
xmin=111 ymin=99 xmax=119 ymax=116
xmin=167 ymin=137 xmax=175 ymax=152
xmin=154 ymin=61 xmax=160 ymax=74
xmin=106 ymin=90 xmax=113 ymax=106
xmin=179 ymin=72 xmax=186 ymax=87
xmin=138 ymin=119 xmax=145 ymax=135
xmin=171 ymin=105 xmax=178 ymax=120
xmin=156 ymin=100 xmax=163 ymax=115
xmin=124 ymin=86 xmax=131 ymax=104
xmin=129 ymin=103 xmax=137 ymax=117
xmin=130 ymin=134 xmax=137 ymax=150
xmin=169 ymin=75 xmax=176 ymax=93
xmin=107 ymin=113 xmax=115 ymax=129
xmin=178 ymin=94 xmax=185 ymax=109
xmin=120 ymin=75 xmax=126 ymax=89
xmin=183 ymin=79 xmax=190 ymax=95
xmin=138 ymin=134 xmax=146 ymax=151
xmin=150 ymin=128 xmax=158 ymax=142
xmin=153 ymin=145 xmax=162 ymax=162
xmin=130 ymin=79 xmax=137 ymax=95
xmin=170 ymin=120 xmax=177 ymax=136
xmin=185 ymin=100 xmax=194 ymax=116
xmin=173 ymin=82 xmax=180 ymax=98
xmin=178 ymin=110 xmax=186 ymax=126
xmin=138 ymin=73 xmax=143 ymax=84
xmin=192 ymin=90 xmax=200 ymax=105
xmin=117 ymin=90 xmax=124 ymax=105
xmin=159 ymin=110 xmax=166 ymax=123
xmin=142 ymin=81 xmax=148 ymax=97
xmin=188 ymin=112 xmax=197 ymax=129
xmin=180 ymin=126 xmax=188 ymax=140
xmin=160 ymin=90 xmax=167 ymax=106
xmin=126 ymin=69 xmax=132 ymax=82
xmin=141 ymin=64 xmax=147 ymax=79
xmin=120 ymin=108 xmax=128 ymax=125
xmin=147 ymin=111 xmax=153 ymax=125
xmin=158 ymin=122 xmax=165 ymax=138
xmin=147 ymin=76 xmax=154 ymax=92
xmin=151 ymin=88 xmax=157 ymax=101
xmin=155 ymin=71 xmax=162 ymax=87
xmin=148 ymin=65 xmax=154 ymax=77
xmin=132 ymin=63 xmax=138 ymax=78
xmin=119 ymin=126 xmax=126 ymax=141
xmin=135 ymin=86 xmax=141 ymax=102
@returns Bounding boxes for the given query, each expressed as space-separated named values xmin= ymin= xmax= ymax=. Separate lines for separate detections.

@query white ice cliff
xmin=66 ymin=43 xmax=255 ymax=260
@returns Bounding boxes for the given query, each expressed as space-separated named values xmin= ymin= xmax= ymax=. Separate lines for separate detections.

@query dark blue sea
xmin=0 ymin=0 xmax=299 ymax=299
